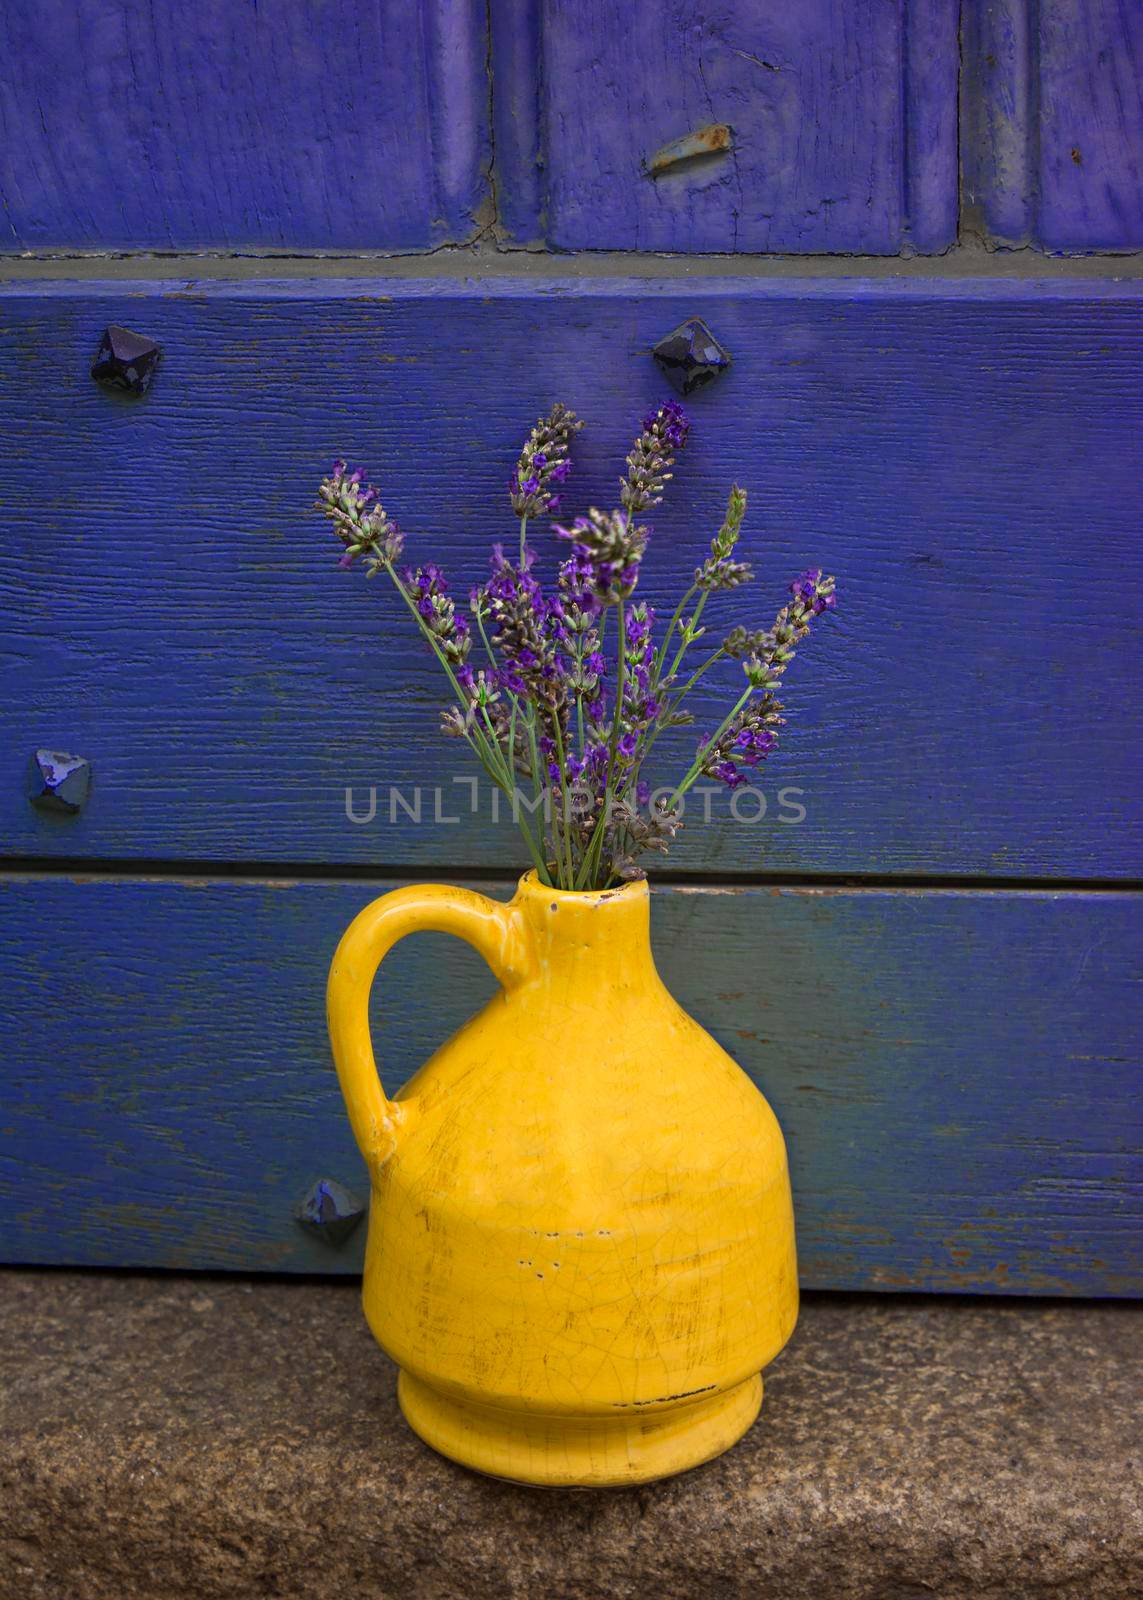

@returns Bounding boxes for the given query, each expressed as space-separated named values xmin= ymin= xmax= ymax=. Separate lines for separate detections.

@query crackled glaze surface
xmin=327 ymin=873 xmax=798 ymax=1483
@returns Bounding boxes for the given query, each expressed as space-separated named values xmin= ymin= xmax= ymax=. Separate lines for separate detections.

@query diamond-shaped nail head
xmin=652 ymin=318 xmax=732 ymax=396
xmin=296 ymin=1178 xmax=366 ymax=1247
xmin=26 ymin=749 xmax=92 ymax=814
xmin=91 ymin=325 xmax=161 ymax=394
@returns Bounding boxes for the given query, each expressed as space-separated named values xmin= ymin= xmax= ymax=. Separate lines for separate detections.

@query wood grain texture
xmin=0 ymin=875 xmax=1138 ymax=1293
xmin=1 ymin=278 xmax=1140 ymax=877
xmin=0 ymin=0 xmax=490 ymax=251
xmin=492 ymin=0 xmax=958 ymax=253
xmin=963 ymin=0 xmax=1143 ymax=251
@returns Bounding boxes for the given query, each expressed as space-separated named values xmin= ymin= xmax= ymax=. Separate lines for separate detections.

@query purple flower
xmin=472 ymin=546 xmax=570 ymax=721
xmin=553 ymin=508 xmax=648 ymax=604
xmin=790 ymin=568 xmax=838 ymax=616
xmin=623 ymin=401 xmax=690 ymax=515
xmin=714 ymin=760 xmax=748 ymax=789
xmin=510 ymin=402 xmax=583 ymax=518
xmin=316 ymin=460 xmax=404 ymax=568
xmin=698 ymin=695 xmax=786 ymax=790
xmin=402 ymin=563 xmax=471 ymax=669
xmin=643 ymin=397 xmax=690 ymax=452
xmin=314 ymin=403 xmax=842 ymax=896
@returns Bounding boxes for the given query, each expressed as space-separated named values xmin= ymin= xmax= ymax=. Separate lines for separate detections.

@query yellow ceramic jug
xmin=327 ymin=871 xmax=798 ymax=1486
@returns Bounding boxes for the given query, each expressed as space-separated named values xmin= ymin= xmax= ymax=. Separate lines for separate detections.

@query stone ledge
xmin=0 ymin=1272 xmax=1139 ymax=1600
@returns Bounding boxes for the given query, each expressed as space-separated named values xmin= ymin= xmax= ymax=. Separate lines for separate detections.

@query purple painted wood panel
xmin=0 ymin=0 xmax=490 ymax=252
xmin=964 ymin=0 xmax=1143 ymax=251
xmin=1 ymin=277 xmax=1141 ymax=878
xmin=491 ymin=0 xmax=959 ymax=254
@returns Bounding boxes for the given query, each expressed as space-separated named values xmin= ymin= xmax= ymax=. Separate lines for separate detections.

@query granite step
xmin=0 ymin=1272 xmax=1139 ymax=1599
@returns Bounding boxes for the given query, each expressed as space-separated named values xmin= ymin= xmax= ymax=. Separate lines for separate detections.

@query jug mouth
xmin=516 ymin=870 xmax=649 ymax=906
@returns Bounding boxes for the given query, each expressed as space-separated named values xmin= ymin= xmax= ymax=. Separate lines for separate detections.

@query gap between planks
xmin=1 ymin=244 xmax=1142 ymax=285
xmin=0 ymin=859 xmax=1139 ymax=896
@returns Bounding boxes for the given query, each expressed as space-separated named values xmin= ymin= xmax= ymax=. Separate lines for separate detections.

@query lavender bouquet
xmin=315 ymin=402 xmax=837 ymax=891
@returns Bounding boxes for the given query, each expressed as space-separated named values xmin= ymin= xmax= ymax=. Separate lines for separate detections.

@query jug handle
xmin=327 ymin=884 xmax=532 ymax=1176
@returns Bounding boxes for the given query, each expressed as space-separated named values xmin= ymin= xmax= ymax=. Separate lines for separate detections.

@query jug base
xmin=397 ymin=1368 xmax=763 ymax=1487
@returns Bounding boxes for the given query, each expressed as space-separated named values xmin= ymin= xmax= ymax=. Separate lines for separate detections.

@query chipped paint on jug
xmin=327 ymin=871 xmax=798 ymax=1486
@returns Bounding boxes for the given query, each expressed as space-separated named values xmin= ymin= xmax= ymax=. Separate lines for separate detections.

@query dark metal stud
xmin=295 ymin=1177 xmax=366 ymax=1247
xmin=91 ymin=324 xmax=161 ymax=394
xmin=652 ymin=317 xmax=732 ymax=396
xmin=26 ymin=749 xmax=92 ymax=814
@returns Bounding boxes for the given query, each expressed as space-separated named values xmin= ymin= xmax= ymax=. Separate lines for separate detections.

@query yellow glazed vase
xmin=327 ymin=871 xmax=798 ymax=1487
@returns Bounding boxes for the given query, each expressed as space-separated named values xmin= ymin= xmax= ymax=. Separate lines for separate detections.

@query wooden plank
xmin=0 ymin=1 xmax=490 ymax=251
xmin=1 ymin=277 xmax=1140 ymax=877
xmin=0 ymin=874 xmax=1138 ymax=1293
xmin=491 ymin=0 xmax=959 ymax=253
xmin=963 ymin=0 xmax=1143 ymax=251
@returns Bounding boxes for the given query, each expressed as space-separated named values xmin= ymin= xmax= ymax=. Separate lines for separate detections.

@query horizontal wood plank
xmin=492 ymin=0 xmax=958 ymax=253
xmin=0 ymin=278 xmax=1140 ymax=878
xmin=1 ymin=874 xmax=1138 ymax=1293
xmin=0 ymin=1 xmax=489 ymax=251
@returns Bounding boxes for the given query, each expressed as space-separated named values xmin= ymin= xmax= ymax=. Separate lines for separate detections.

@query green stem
xmin=653 ymin=583 xmax=698 ymax=683
xmin=519 ymin=513 xmax=528 ymax=567
xmin=667 ymin=686 xmax=753 ymax=809
xmin=672 ymin=644 xmax=727 ymax=702
xmin=385 ymin=560 xmax=549 ymax=882
xmin=475 ymin=610 xmax=499 ymax=671
xmin=638 ymin=644 xmax=729 ymax=777
xmin=551 ymin=717 xmax=576 ymax=889
xmin=577 ymin=599 xmax=627 ymax=888
xmin=662 ymin=589 xmax=710 ymax=689
xmin=522 ymin=709 xmax=552 ymax=885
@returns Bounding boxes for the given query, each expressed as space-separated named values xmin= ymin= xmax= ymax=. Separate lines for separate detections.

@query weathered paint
xmin=327 ymin=873 xmax=797 ymax=1483
xmin=0 ymin=0 xmax=490 ymax=251
xmin=2 ymin=3 xmax=1136 ymax=256
xmin=963 ymin=0 xmax=1143 ymax=250
xmin=1 ymin=874 xmax=1138 ymax=1295
xmin=0 ymin=278 xmax=1140 ymax=877
xmin=491 ymin=0 xmax=959 ymax=253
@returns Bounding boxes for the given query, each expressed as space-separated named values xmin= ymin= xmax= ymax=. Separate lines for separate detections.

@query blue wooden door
xmin=0 ymin=1 xmax=1140 ymax=1292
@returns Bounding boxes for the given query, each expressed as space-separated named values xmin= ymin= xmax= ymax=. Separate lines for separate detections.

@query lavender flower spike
xmin=316 ymin=461 xmax=404 ymax=570
xmin=621 ymin=399 xmax=690 ymax=515
xmin=311 ymin=401 xmax=844 ymax=893
xmin=699 ymin=696 xmax=786 ymax=790
xmin=695 ymin=484 xmax=753 ymax=592
xmin=725 ymin=569 xmax=838 ymax=686
xmin=402 ymin=563 xmax=471 ymax=670
xmin=553 ymin=508 xmax=649 ymax=604
xmin=510 ymin=402 xmax=583 ymax=518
